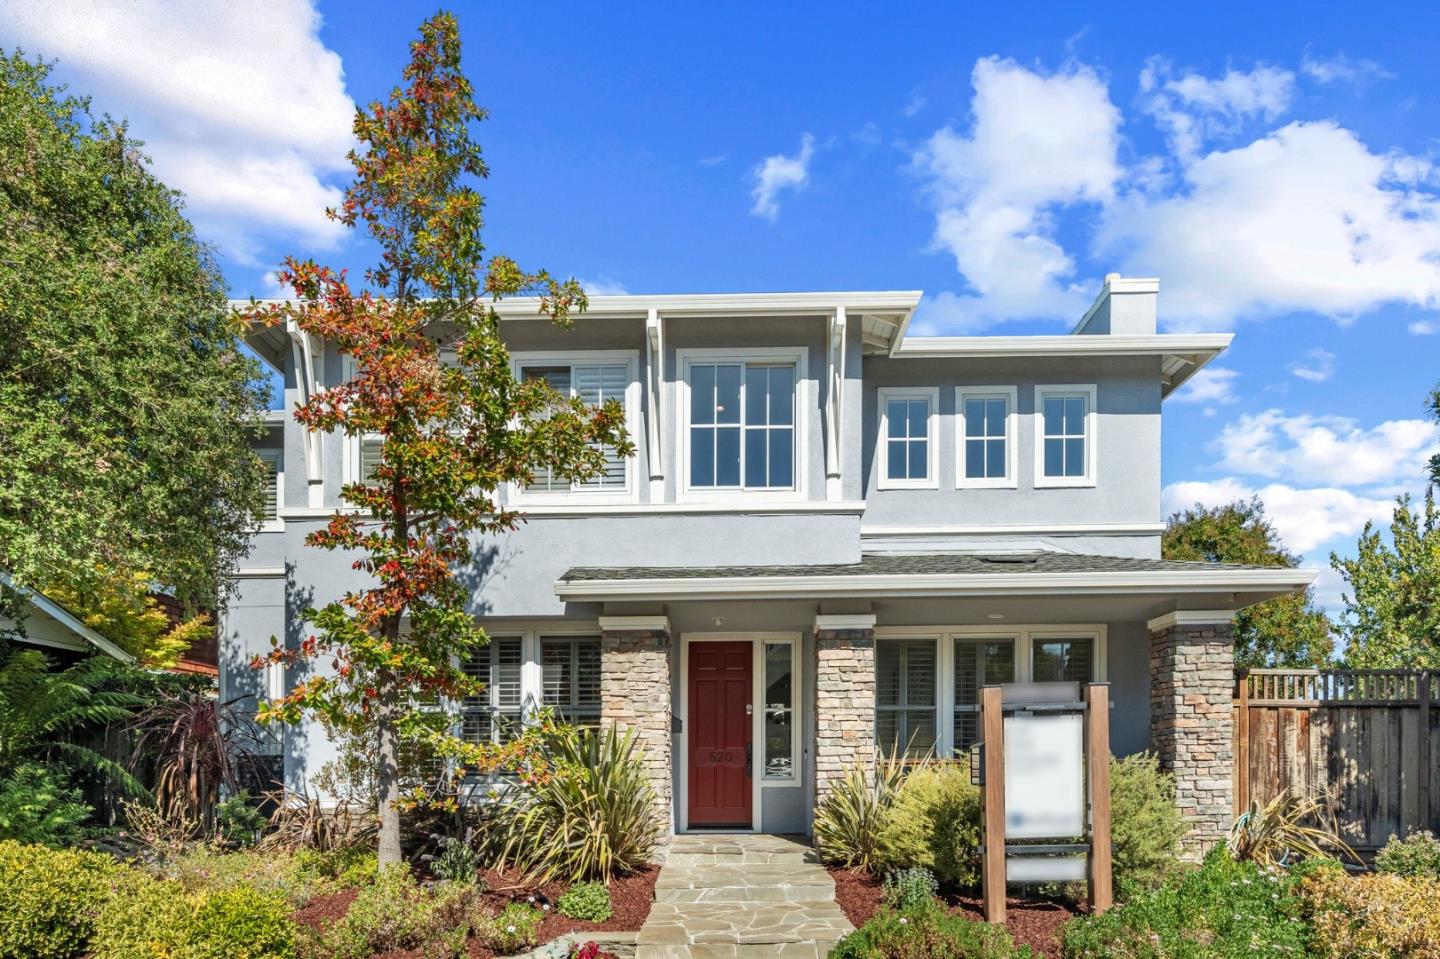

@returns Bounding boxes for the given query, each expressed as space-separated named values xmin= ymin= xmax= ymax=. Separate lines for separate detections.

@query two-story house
xmin=228 ymin=274 xmax=1313 ymax=854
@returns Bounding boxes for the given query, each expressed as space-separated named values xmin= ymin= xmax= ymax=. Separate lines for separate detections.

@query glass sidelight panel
xmin=763 ymin=642 xmax=795 ymax=780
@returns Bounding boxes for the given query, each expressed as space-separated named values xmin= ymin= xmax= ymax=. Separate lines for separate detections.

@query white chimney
xmin=1073 ymin=274 xmax=1159 ymax=336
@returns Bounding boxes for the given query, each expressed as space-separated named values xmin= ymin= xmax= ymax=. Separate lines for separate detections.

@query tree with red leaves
xmin=239 ymin=11 xmax=630 ymax=866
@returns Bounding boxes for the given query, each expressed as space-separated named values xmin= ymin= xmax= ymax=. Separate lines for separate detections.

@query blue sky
xmin=3 ymin=0 xmax=1438 ymax=609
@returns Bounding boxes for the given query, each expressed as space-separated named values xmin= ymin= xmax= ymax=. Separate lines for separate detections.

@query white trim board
xmin=1146 ymin=610 xmax=1236 ymax=632
xmin=861 ymin=523 xmax=1164 ymax=537
xmin=556 ymin=567 xmax=1317 ymax=602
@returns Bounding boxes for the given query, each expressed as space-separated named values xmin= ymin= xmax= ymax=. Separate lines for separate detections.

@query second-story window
xmin=877 ymin=387 xmax=938 ymax=489
xmin=257 ymin=449 xmax=282 ymax=518
xmin=521 ymin=363 xmax=629 ymax=493
xmin=957 ymin=387 xmax=1017 ymax=488
xmin=688 ymin=361 xmax=795 ymax=490
xmin=1035 ymin=384 xmax=1096 ymax=487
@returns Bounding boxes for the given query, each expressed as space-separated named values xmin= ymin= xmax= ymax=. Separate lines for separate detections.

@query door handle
xmin=745 ymin=741 xmax=753 ymax=778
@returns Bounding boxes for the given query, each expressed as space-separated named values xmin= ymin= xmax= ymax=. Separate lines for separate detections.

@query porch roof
xmin=554 ymin=551 xmax=1315 ymax=605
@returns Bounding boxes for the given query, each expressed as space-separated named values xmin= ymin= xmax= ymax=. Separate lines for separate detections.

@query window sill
xmin=955 ymin=478 xmax=1019 ymax=490
xmin=876 ymin=478 xmax=940 ymax=491
xmin=1034 ymin=476 xmax=1097 ymax=489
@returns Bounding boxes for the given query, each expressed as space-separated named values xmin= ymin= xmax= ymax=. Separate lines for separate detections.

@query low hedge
xmin=830 ymin=905 xmax=1035 ymax=958
xmin=91 ymin=867 xmax=297 ymax=959
xmin=0 ymin=839 xmax=117 ymax=959
xmin=1300 ymin=861 xmax=1440 ymax=958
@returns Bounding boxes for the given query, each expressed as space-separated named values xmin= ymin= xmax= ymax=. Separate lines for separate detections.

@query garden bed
xmin=827 ymin=866 xmax=1080 ymax=959
xmin=291 ymin=865 xmax=658 ymax=958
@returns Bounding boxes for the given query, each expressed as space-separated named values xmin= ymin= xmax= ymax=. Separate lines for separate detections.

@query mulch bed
xmin=827 ymin=866 xmax=1083 ymax=959
xmin=292 ymin=865 xmax=657 ymax=959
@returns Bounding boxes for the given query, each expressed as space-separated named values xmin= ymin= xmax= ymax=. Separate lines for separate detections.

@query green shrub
xmin=1062 ymin=847 xmax=1310 ymax=958
xmin=830 ymin=904 xmax=1033 ymax=958
xmin=1108 ymin=752 xmax=1186 ymax=899
xmin=310 ymin=866 xmax=435 ymax=959
xmin=1373 ymin=829 xmax=1440 ymax=879
xmin=876 ymin=763 xmax=981 ymax=889
xmin=1300 ymin=865 xmax=1440 ymax=958
xmin=0 ymin=762 xmax=92 ymax=847
xmin=557 ymin=880 xmax=613 ymax=922
xmin=168 ymin=846 xmax=308 ymax=906
xmin=432 ymin=834 xmax=481 ymax=884
xmin=494 ymin=725 xmax=658 ymax=882
xmin=216 ymin=792 xmax=267 ymax=847
xmin=815 ymin=755 xmax=909 ymax=873
xmin=0 ymin=839 xmax=117 ymax=959
xmin=293 ymin=845 xmax=378 ymax=891
xmin=881 ymin=867 xmax=939 ymax=911
xmin=92 ymin=868 xmax=297 ymax=959
xmin=479 ymin=902 xmax=542 ymax=954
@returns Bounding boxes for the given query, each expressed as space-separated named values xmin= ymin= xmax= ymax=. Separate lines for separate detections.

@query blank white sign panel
xmin=1003 ymin=712 xmax=1084 ymax=839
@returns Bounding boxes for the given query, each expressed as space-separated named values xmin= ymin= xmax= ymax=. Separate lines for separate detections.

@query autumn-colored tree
xmin=46 ymin=568 xmax=210 ymax=669
xmin=1163 ymin=499 xmax=1334 ymax=667
xmin=241 ymin=13 xmax=629 ymax=866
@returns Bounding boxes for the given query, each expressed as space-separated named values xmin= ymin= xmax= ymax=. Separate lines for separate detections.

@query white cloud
xmin=912 ymin=58 xmax=1120 ymax=329
xmin=577 ymin=277 xmax=629 ymax=296
xmin=1288 ymin=348 xmax=1336 ymax=383
xmin=749 ymin=133 xmax=815 ymax=221
xmin=1410 ymin=319 xmax=1438 ymax=335
xmin=903 ymin=94 xmax=927 ymax=117
xmin=1162 ymin=478 xmax=1393 ymax=554
xmin=1172 ymin=366 xmax=1239 ymax=405
xmin=1141 ymin=59 xmax=1295 ymax=159
xmin=1301 ymin=51 xmax=1394 ymax=88
xmin=1098 ymin=120 xmax=1440 ymax=330
xmin=0 ymin=0 xmax=353 ymax=262
xmin=1212 ymin=409 xmax=1439 ymax=488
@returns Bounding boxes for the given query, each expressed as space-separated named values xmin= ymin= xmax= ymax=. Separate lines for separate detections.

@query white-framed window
xmin=256 ymin=449 xmax=283 ymax=526
xmin=762 ymin=639 xmax=799 ymax=782
xmin=956 ymin=386 xmax=1018 ymax=489
xmin=875 ymin=625 xmax=1106 ymax=759
xmin=1034 ymin=384 xmax=1097 ymax=487
xmin=877 ymin=387 xmax=939 ymax=490
xmin=677 ymin=347 xmax=807 ymax=498
xmin=512 ymin=352 xmax=639 ymax=500
xmin=540 ymin=634 xmax=602 ymax=727
xmin=461 ymin=635 xmax=524 ymax=745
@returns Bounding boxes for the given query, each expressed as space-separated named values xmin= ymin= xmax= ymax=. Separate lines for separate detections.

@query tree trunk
xmin=376 ymin=694 xmax=403 ymax=868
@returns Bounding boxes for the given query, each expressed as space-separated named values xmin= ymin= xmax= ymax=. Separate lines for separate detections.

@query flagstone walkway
xmin=636 ymin=834 xmax=853 ymax=959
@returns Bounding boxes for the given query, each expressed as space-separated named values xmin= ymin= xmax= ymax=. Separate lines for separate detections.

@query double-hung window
xmin=461 ymin=636 xmax=524 ymax=744
xmin=540 ymin=635 xmax=601 ymax=727
xmin=686 ymin=357 xmax=797 ymax=491
xmin=875 ymin=639 xmax=937 ymax=758
xmin=1035 ymin=384 xmax=1096 ymax=486
xmin=957 ymin=387 xmax=1017 ymax=488
xmin=520 ymin=360 xmax=630 ymax=494
xmin=877 ymin=388 xmax=938 ymax=489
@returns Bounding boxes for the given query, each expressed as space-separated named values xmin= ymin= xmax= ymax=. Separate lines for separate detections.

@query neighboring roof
xmin=555 ymin=552 xmax=1315 ymax=601
xmin=0 ymin=573 xmax=135 ymax=663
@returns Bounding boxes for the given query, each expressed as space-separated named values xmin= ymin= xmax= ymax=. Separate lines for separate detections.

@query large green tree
xmin=243 ymin=13 xmax=628 ymax=867
xmin=1332 ymin=487 xmax=1440 ymax=668
xmin=1163 ymin=499 xmax=1334 ymax=667
xmin=0 ymin=53 xmax=268 ymax=609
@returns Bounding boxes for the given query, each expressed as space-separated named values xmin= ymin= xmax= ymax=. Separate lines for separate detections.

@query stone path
xmin=637 ymin=834 xmax=853 ymax=959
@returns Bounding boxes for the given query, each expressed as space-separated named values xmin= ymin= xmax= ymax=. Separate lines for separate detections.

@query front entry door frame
xmin=678 ymin=632 xmax=798 ymax=833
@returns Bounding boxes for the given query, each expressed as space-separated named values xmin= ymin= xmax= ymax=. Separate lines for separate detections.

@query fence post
xmin=1234 ymin=669 xmax=1250 ymax=817
xmin=1420 ymin=671 xmax=1432 ymax=831
xmin=981 ymin=685 xmax=1006 ymax=924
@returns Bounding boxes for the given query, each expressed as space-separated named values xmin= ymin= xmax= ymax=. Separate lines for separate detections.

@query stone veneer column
xmin=1147 ymin=611 xmax=1236 ymax=858
xmin=598 ymin=616 xmax=673 ymax=837
xmin=814 ymin=614 xmax=877 ymax=807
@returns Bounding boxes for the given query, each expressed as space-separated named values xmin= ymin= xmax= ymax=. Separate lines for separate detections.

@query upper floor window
xmin=956 ymin=387 xmax=1017 ymax=489
xmin=257 ymin=449 xmax=282 ymax=519
xmin=877 ymin=388 xmax=938 ymax=490
xmin=1034 ymin=384 xmax=1096 ymax=487
xmin=685 ymin=356 xmax=797 ymax=492
xmin=521 ymin=362 xmax=630 ymax=493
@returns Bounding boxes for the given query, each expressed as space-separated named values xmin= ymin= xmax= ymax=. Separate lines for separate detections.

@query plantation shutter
xmin=574 ymin=364 xmax=628 ymax=490
xmin=952 ymin=639 xmax=1014 ymax=753
xmin=875 ymin=640 xmax=937 ymax=759
xmin=462 ymin=636 xmax=524 ymax=744
xmin=359 ymin=436 xmax=384 ymax=485
xmin=540 ymin=636 xmax=602 ymax=727
xmin=522 ymin=367 xmax=572 ymax=491
xmin=259 ymin=452 xmax=280 ymax=517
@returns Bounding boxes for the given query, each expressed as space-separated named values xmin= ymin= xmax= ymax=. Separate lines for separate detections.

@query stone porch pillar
xmin=1147 ymin=611 xmax=1236 ymax=858
xmin=814 ymin=614 xmax=877 ymax=807
xmin=599 ymin=616 xmax=673 ymax=837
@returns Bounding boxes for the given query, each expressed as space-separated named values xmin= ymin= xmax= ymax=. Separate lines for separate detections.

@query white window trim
xmin=873 ymin=624 xmax=1107 ymax=760
xmin=955 ymin=386 xmax=1019 ymax=489
xmin=455 ymin=622 xmax=604 ymax=745
xmin=1033 ymin=384 xmax=1098 ymax=488
xmin=876 ymin=387 xmax=940 ymax=490
xmin=759 ymin=636 xmax=801 ymax=787
xmin=256 ymin=449 xmax=284 ymax=532
xmin=675 ymin=347 xmax=810 ymax=503
xmin=506 ymin=351 xmax=642 ymax=506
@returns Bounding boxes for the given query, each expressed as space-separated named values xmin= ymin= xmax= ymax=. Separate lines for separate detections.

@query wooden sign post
xmin=979 ymin=681 xmax=1113 ymax=922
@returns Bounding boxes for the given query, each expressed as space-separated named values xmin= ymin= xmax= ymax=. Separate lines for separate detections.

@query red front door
xmin=687 ymin=641 xmax=752 ymax=828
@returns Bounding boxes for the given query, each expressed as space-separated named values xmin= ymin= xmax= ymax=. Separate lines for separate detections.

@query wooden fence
xmin=1233 ymin=668 xmax=1439 ymax=850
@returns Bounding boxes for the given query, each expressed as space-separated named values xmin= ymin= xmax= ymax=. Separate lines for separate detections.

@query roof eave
xmin=553 ymin=567 xmax=1316 ymax=603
